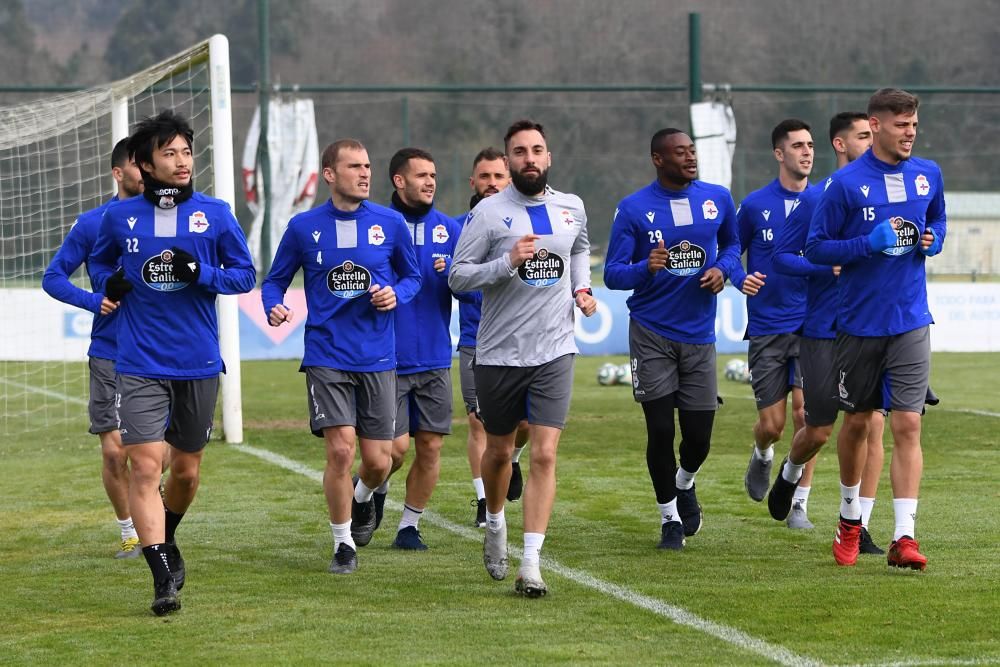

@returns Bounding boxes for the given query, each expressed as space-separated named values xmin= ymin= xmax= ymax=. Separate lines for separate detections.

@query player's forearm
xmin=603 ymin=259 xmax=653 ymax=290
xmin=570 ymin=251 xmax=591 ymax=293
xmin=42 ymin=270 xmax=103 ymax=314
xmin=196 ymin=264 xmax=256 ymax=295
xmin=772 ymin=251 xmax=829 ymax=277
xmin=804 ymin=235 xmax=870 ymax=265
xmin=448 ymin=255 xmax=516 ymax=291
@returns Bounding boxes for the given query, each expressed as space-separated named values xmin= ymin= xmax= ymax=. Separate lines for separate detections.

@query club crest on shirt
xmin=368 ymin=225 xmax=385 ymax=246
xmin=432 ymin=224 xmax=449 ymax=243
xmin=188 ymin=211 xmax=209 ymax=234
xmin=327 ymin=260 xmax=372 ymax=298
xmin=882 ymin=216 xmax=919 ymax=256
xmin=560 ymin=210 xmax=575 ymax=228
xmin=702 ymin=200 xmax=718 ymax=220
xmin=915 ymin=174 xmax=930 ymax=196
xmin=517 ymin=248 xmax=564 ymax=287
xmin=141 ymin=249 xmax=188 ymax=292
xmin=666 ymin=240 xmax=707 ymax=277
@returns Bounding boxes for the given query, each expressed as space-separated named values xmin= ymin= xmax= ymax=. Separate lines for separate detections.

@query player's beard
xmin=511 ymin=167 xmax=548 ymax=196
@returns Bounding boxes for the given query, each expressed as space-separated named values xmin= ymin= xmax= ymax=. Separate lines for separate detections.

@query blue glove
xmin=919 ymin=228 xmax=943 ymax=257
xmin=867 ymin=219 xmax=897 ymax=252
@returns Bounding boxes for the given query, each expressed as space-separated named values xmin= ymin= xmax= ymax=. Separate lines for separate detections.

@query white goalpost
xmin=0 ymin=34 xmax=243 ymax=444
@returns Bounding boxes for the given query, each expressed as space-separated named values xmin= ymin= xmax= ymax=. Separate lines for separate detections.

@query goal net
xmin=0 ymin=35 xmax=243 ymax=446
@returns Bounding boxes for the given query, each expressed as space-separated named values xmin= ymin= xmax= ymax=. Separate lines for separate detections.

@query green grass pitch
xmin=1 ymin=353 xmax=997 ymax=665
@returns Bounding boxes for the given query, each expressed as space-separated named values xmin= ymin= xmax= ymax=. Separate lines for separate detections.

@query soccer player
xmin=366 ymin=147 xmax=463 ymax=550
xmin=42 ymin=137 xmax=148 ymax=560
xmin=262 ymin=139 xmax=420 ymax=574
xmin=90 ymin=110 xmax=256 ymax=615
xmin=449 ymin=119 xmax=596 ymax=597
xmin=455 ymin=147 xmax=529 ymax=527
xmin=731 ymin=119 xmax=813 ymax=527
xmin=768 ymin=112 xmax=888 ymax=551
xmin=806 ymin=88 xmax=945 ymax=570
xmin=605 ymin=128 xmax=741 ymax=550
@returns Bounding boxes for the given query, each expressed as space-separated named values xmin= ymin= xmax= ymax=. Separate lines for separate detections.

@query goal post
xmin=0 ymin=34 xmax=244 ymax=445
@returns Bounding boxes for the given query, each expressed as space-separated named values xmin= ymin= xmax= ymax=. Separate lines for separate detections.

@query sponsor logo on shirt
xmin=702 ymin=200 xmax=718 ymax=220
xmin=327 ymin=260 xmax=372 ymax=298
xmin=140 ymin=249 xmax=190 ymax=292
xmin=432 ymin=224 xmax=449 ymax=243
xmin=188 ymin=211 xmax=209 ymax=234
xmin=915 ymin=174 xmax=930 ymax=196
xmin=881 ymin=216 xmax=919 ymax=256
xmin=666 ymin=240 xmax=707 ymax=277
xmin=517 ymin=248 xmax=564 ymax=287
xmin=368 ymin=225 xmax=385 ymax=246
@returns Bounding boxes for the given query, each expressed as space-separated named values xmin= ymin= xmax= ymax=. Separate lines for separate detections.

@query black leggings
xmin=640 ymin=393 xmax=715 ymax=504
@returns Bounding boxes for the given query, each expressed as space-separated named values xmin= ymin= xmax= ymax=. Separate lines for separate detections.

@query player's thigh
xmin=799 ymin=337 xmax=839 ymax=427
xmin=884 ymin=326 xmax=931 ymax=413
xmin=88 ymin=356 xmax=118 ymax=435
xmin=676 ymin=341 xmax=718 ymax=411
xmin=164 ymin=376 xmax=219 ymax=453
xmin=304 ymin=366 xmax=358 ymax=437
xmin=116 ymin=374 xmax=171 ymax=446
xmin=525 ymin=354 xmax=575 ymax=430
xmin=355 ymin=370 xmax=397 ymax=441
xmin=629 ymin=319 xmax=679 ymax=403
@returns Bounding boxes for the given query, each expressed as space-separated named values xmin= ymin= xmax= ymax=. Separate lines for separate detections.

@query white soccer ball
xmin=597 ymin=363 xmax=619 ymax=386
xmin=616 ymin=362 xmax=633 ymax=386
xmin=724 ymin=358 xmax=750 ymax=383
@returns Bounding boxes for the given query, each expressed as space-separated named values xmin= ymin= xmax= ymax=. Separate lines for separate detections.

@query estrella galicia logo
xmin=517 ymin=248 xmax=564 ymax=287
xmin=666 ymin=240 xmax=707 ymax=277
xmin=142 ymin=249 xmax=188 ymax=292
xmin=882 ymin=216 xmax=919 ymax=256
xmin=327 ymin=260 xmax=372 ymax=298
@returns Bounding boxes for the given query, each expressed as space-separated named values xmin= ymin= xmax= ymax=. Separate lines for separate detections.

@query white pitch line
xmin=231 ymin=442 xmax=820 ymax=667
xmin=0 ymin=378 xmax=88 ymax=406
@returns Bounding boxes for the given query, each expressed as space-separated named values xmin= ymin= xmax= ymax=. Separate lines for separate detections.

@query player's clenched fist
xmin=647 ymin=239 xmax=668 ymax=274
xmin=269 ymin=303 xmax=294 ymax=327
xmin=740 ymin=271 xmax=766 ymax=296
xmin=508 ymin=234 xmax=540 ymax=268
xmin=369 ymin=284 xmax=397 ymax=312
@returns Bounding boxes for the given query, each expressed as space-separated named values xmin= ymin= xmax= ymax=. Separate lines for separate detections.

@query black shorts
xmin=116 ymin=374 xmax=218 ymax=452
xmin=799 ymin=337 xmax=839 ymax=427
xmin=473 ymin=354 xmax=574 ymax=435
xmin=835 ymin=326 xmax=930 ymax=414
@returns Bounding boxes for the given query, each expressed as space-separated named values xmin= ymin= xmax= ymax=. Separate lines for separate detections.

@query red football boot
xmin=887 ymin=536 xmax=928 ymax=571
xmin=833 ymin=518 xmax=862 ymax=566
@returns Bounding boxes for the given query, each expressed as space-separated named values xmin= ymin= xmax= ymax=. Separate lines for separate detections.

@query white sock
xmin=117 ymin=517 xmax=138 ymax=540
xmin=398 ymin=504 xmax=423 ymax=531
xmin=522 ymin=532 xmax=545 ymax=566
xmin=840 ymin=482 xmax=862 ymax=521
xmin=331 ymin=521 xmax=355 ymax=551
xmin=512 ymin=445 xmax=525 ymax=463
xmin=754 ymin=443 xmax=774 ymax=463
xmin=354 ymin=478 xmax=374 ymax=504
xmin=782 ymin=459 xmax=804 ymax=484
xmin=472 ymin=477 xmax=485 ymax=500
xmin=893 ymin=498 xmax=918 ymax=541
xmin=674 ymin=467 xmax=697 ymax=491
xmin=657 ymin=498 xmax=679 ymax=525
xmin=792 ymin=486 xmax=811 ymax=513
xmin=486 ymin=508 xmax=505 ymax=532
xmin=859 ymin=497 xmax=876 ymax=528
xmin=376 ymin=479 xmax=390 ymax=494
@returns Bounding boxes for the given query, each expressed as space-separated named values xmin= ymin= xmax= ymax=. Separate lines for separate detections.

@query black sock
xmin=142 ymin=544 xmax=173 ymax=583
xmin=165 ymin=507 xmax=185 ymax=544
xmin=641 ymin=394 xmax=678 ymax=504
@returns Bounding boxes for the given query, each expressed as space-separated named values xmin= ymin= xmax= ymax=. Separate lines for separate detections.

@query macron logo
xmin=645 ymin=211 xmax=655 ymax=223
xmin=860 ymin=185 xmax=870 ymax=198
xmin=127 ymin=216 xmax=138 ymax=230
xmin=312 ymin=231 xmax=321 ymax=243
xmin=762 ymin=210 xmax=771 ymax=222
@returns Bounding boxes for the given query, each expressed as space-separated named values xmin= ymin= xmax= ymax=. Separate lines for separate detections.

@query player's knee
xmin=326 ymin=442 xmax=355 ymax=471
xmin=102 ymin=447 xmax=129 ymax=473
xmin=529 ymin=445 xmax=557 ymax=472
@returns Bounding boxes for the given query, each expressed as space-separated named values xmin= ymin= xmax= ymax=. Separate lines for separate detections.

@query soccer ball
xmin=724 ymin=358 xmax=751 ymax=383
xmin=597 ymin=363 xmax=619 ymax=386
xmin=615 ymin=362 xmax=633 ymax=386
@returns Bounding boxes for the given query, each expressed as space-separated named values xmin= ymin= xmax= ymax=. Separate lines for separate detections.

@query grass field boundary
xmin=0 ymin=377 xmax=88 ymax=406
xmin=232 ymin=442 xmax=822 ymax=667
xmin=718 ymin=390 xmax=1000 ymax=419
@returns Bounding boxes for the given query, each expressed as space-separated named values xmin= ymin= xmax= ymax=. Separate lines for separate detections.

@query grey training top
xmin=448 ymin=185 xmax=591 ymax=367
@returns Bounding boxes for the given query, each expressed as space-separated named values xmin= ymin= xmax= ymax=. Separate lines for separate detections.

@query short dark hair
xmin=389 ymin=147 xmax=434 ymax=183
xmin=650 ymin=128 xmax=685 ymax=155
xmin=868 ymin=88 xmax=920 ymax=117
xmin=829 ymin=111 xmax=868 ymax=145
xmin=127 ymin=109 xmax=193 ymax=173
xmin=504 ymin=119 xmax=545 ymax=150
xmin=110 ymin=137 xmax=131 ymax=170
xmin=321 ymin=139 xmax=366 ymax=170
xmin=472 ymin=146 xmax=505 ymax=169
xmin=771 ymin=118 xmax=811 ymax=149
